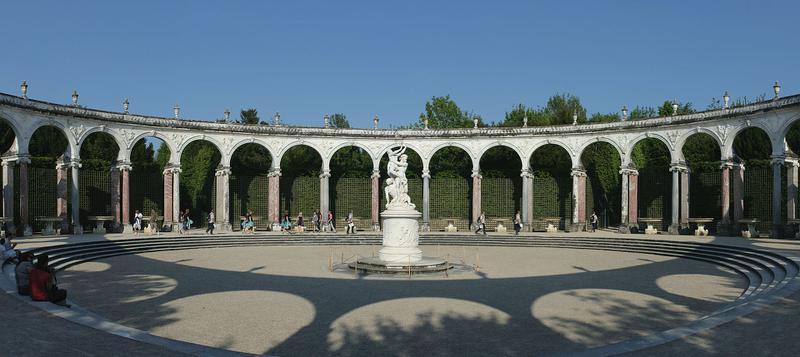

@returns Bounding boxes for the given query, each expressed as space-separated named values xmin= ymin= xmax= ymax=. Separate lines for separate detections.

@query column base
xmin=771 ymin=224 xmax=784 ymax=239
xmin=668 ymin=224 xmax=681 ymax=235
xmin=4 ymin=223 xmax=15 ymax=236
xmin=618 ymin=225 xmax=631 ymax=234
xmin=23 ymin=225 xmax=32 ymax=237
xmin=420 ymin=222 xmax=429 ymax=232
xmin=271 ymin=222 xmax=282 ymax=232
xmin=219 ymin=222 xmax=232 ymax=232
xmin=73 ymin=225 xmax=83 ymax=235
xmin=567 ymin=223 xmax=584 ymax=232
xmin=373 ymin=222 xmax=382 ymax=232
xmin=172 ymin=223 xmax=181 ymax=232
xmin=122 ymin=225 xmax=133 ymax=234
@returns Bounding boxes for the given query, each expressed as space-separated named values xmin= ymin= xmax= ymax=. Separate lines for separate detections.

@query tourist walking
xmin=133 ymin=210 xmax=143 ymax=236
xmin=184 ymin=209 xmax=193 ymax=230
xmin=296 ymin=212 xmax=305 ymax=232
xmin=590 ymin=210 xmax=599 ymax=232
xmin=346 ymin=210 xmax=355 ymax=234
xmin=513 ymin=209 xmax=522 ymax=236
xmin=475 ymin=212 xmax=487 ymax=235
xmin=327 ymin=210 xmax=336 ymax=232
xmin=312 ymin=210 xmax=320 ymax=233
xmin=206 ymin=211 xmax=215 ymax=235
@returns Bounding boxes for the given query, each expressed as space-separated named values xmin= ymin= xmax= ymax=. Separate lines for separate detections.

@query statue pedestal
xmin=379 ymin=206 xmax=423 ymax=263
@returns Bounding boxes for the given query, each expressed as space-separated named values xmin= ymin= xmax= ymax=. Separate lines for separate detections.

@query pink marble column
xmin=371 ymin=170 xmax=380 ymax=230
xmin=787 ymin=160 xmax=798 ymax=221
xmin=578 ymin=175 xmax=586 ymax=223
xmin=680 ymin=168 xmax=690 ymax=226
xmin=471 ymin=170 xmax=482 ymax=226
xmin=720 ymin=163 xmax=731 ymax=223
xmin=163 ymin=170 xmax=173 ymax=225
xmin=19 ymin=159 xmax=30 ymax=235
xmin=1 ymin=159 xmax=15 ymax=233
xmin=56 ymin=160 xmax=69 ymax=232
xmin=121 ymin=167 xmax=131 ymax=226
xmin=268 ymin=169 xmax=281 ymax=228
xmin=732 ymin=163 xmax=745 ymax=223
xmin=628 ymin=171 xmax=639 ymax=224
xmin=570 ymin=168 xmax=587 ymax=231
xmin=109 ymin=166 xmax=120 ymax=228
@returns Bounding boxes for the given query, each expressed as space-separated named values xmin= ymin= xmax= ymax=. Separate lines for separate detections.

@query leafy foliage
xmin=419 ymin=95 xmax=480 ymax=129
xmin=231 ymin=143 xmax=272 ymax=175
xmin=79 ymin=132 xmax=119 ymax=170
xmin=179 ymin=141 xmax=221 ymax=218
xmin=29 ymin=126 xmax=69 ymax=168
xmin=239 ymin=108 xmax=260 ymax=125
xmin=330 ymin=113 xmax=350 ymax=129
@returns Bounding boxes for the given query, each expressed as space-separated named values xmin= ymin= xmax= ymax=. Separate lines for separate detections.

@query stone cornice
xmin=2 ymin=92 xmax=800 ymax=139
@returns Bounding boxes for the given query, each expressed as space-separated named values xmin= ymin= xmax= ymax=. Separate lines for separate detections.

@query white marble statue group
xmin=384 ymin=145 xmax=415 ymax=209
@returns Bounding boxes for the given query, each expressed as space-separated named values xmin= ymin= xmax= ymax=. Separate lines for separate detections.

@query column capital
xmin=521 ymin=169 xmax=534 ymax=179
xmin=421 ymin=169 xmax=431 ymax=179
xmin=163 ymin=166 xmax=182 ymax=175
xmin=619 ymin=167 xmax=638 ymax=176
xmin=69 ymin=158 xmax=82 ymax=169
xmin=785 ymin=158 xmax=800 ymax=168
xmin=471 ymin=169 xmax=482 ymax=179
xmin=319 ymin=169 xmax=331 ymax=179
xmin=215 ymin=166 xmax=232 ymax=176
xmin=771 ymin=155 xmax=786 ymax=166
xmin=372 ymin=169 xmax=382 ymax=179
xmin=267 ymin=168 xmax=282 ymax=177
xmin=115 ymin=160 xmax=132 ymax=171
xmin=669 ymin=162 xmax=689 ymax=173
xmin=720 ymin=160 xmax=736 ymax=169
xmin=16 ymin=155 xmax=31 ymax=165
xmin=0 ymin=158 xmax=15 ymax=167
xmin=570 ymin=167 xmax=587 ymax=177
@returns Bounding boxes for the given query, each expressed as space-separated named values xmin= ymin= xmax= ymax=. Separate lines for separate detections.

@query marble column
xmin=786 ymin=159 xmax=798 ymax=221
xmin=668 ymin=164 xmax=681 ymax=234
xmin=172 ymin=167 xmax=181 ymax=231
xmin=619 ymin=167 xmax=630 ymax=233
xmin=18 ymin=157 xmax=31 ymax=236
xmin=421 ymin=169 xmax=430 ymax=232
xmin=522 ymin=170 xmax=534 ymax=231
xmin=320 ymin=169 xmax=331 ymax=230
xmin=56 ymin=158 xmax=69 ymax=233
xmin=120 ymin=163 xmax=132 ymax=233
xmin=371 ymin=169 xmax=381 ymax=231
xmin=717 ymin=161 xmax=733 ymax=236
xmin=680 ymin=167 xmax=690 ymax=228
xmin=268 ymin=168 xmax=282 ymax=231
xmin=471 ymin=169 xmax=482 ymax=227
xmin=109 ymin=166 xmax=121 ymax=230
xmin=772 ymin=156 xmax=784 ymax=237
xmin=215 ymin=166 xmax=232 ymax=231
xmin=70 ymin=158 xmax=82 ymax=234
xmin=1 ymin=159 xmax=15 ymax=233
xmin=570 ymin=167 xmax=586 ymax=232
xmin=732 ymin=163 xmax=745 ymax=224
xmin=628 ymin=169 xmax=639 ymax=227
xmin=163 ymin=169 xmax=174 ymax=230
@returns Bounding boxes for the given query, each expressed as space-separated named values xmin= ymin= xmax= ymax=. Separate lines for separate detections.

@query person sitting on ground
xmin=133 ymin=210 xmax=143 ymax=236
xmin=148 ymin=209 xmax=160 ymax=234
xmin=242 ymin=209 xmax=255 ymax=234
xmin=29 ymin=254 xmax=68 ymax=305
xmin=281 ymin=210 xmax=292 ymax=233
xmin=1 ymin=237 xmax=19 ymax=264
xmin=15 ymin=252 xmax=34 ymax=295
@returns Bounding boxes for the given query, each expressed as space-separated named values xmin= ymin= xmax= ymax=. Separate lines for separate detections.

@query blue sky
xmin=1 ymin=1 xmax=797 ymax=128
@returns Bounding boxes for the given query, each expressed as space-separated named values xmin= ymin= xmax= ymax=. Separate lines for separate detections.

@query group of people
xmin=14 ymin=251 xmax=68 ymax=306
xmin=275 ymin=209 xmax=350 ymax=234
xmin=474 ymin=209 xmax=600 ymax=235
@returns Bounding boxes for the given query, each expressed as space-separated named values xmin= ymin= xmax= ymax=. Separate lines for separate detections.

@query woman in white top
xmin=133 ymin=210 xmax=144 ymax=236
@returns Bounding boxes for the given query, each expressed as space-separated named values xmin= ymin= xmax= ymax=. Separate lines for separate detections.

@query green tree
xmin=156 ymin=144 xmax=171 ymax=171
xmin=240 ymin=108 xmax=260 ymax=125
xmin=419 ymin=95 xmax=477 ymax=129
xmin=501 ymin=104 xmax=550 ymax=127
xmin=658 ymin=101 xmax=695 ymax=116
xmin=589 ymin=112 xmax=619 ymax=123
xmin=330 ymin=113 xmax=350 ymax=129
xmin=180 ymin=141 xmax=221 ymax=221
xmin=80 ymin=133 xmax=119 ymax=170
xmin=545 ymin=93 xmax=587 ymax=125
xmin=231 ymin=143 xmax=272 ymax=175
xmin=629 ymin=106 xmax=657 ymax=120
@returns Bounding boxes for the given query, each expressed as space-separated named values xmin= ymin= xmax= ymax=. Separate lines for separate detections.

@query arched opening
xmin=428 ymin=146 xmax=471 ymax=231
xmin=682 ymin=133 xmax=722 ymax=226
xmin=330 ymin=146 xmax=373 ymax=231
xmin=179 ymin=140 xmax=221 ymax=227
xmin=28 ymin=126 xmax=70 ymax=233
xmin=733 ymin=127 xmax=780 ymax=233
xmin=581 ymin=142 xmax=622 ymax=228
xmin=79 ymin=132 xmax=120 ymax=231
xmin=631 ymin=138 xmax=671 ymax=231
xmin=479 ymin=146 xmax=522 ymax=231
xmin=230 ymin=143 xmax=272 ymax=230
xmin=530 ymin=144 xmax=571 ymax=230
xmin=130 ymin=137 xmax=170 ymax=225
xmin=0 ymin=118 xmax=17 ymax=232
xmin=785 ymin=120 xmax=800 ymax=222
xmin=280 ymin=145 xmax=322 ymax=225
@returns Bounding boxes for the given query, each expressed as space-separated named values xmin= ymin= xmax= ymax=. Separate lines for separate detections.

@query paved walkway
xmin=5 ymin=230 xmax=800 ymax=356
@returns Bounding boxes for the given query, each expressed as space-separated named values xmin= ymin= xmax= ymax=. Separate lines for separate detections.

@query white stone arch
xmin=124 ymin=130 xmax=177 ymax=165
xmin=77 ymin=126 xmax=126 ymax=162
xmin=721 ymin=121 xmax=772 ymax=159
xmin=28 ymin=118 xmax=78 ymax=158
xmin=277 ymin=140 xmax=326 ymax=171
xmin=476 ymin=141 xmax=526 ymax=170
xmin=329 ymin=141 xmax=375 ymax=162
xmin=776 ymin=112 xmax=800 ymax=154
xmin=176 ymin=134 xmax=225 ymax=165
xmin=626 ymin=132 xmax=675 ymax=166
xmin=528 ymin=139 xmax=578 ymax=168
xmin=0 ymin=113 xmax=23 ymax=154
xmin=223 ymin=138 xmax=275 ymax=168
xmin=674 ymin=128 xmax=723 ymax=163
xmin=428 ymin=141 xmax=479 ymax=172
xmin=576 ymin=137 xmax=624 ymax=166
